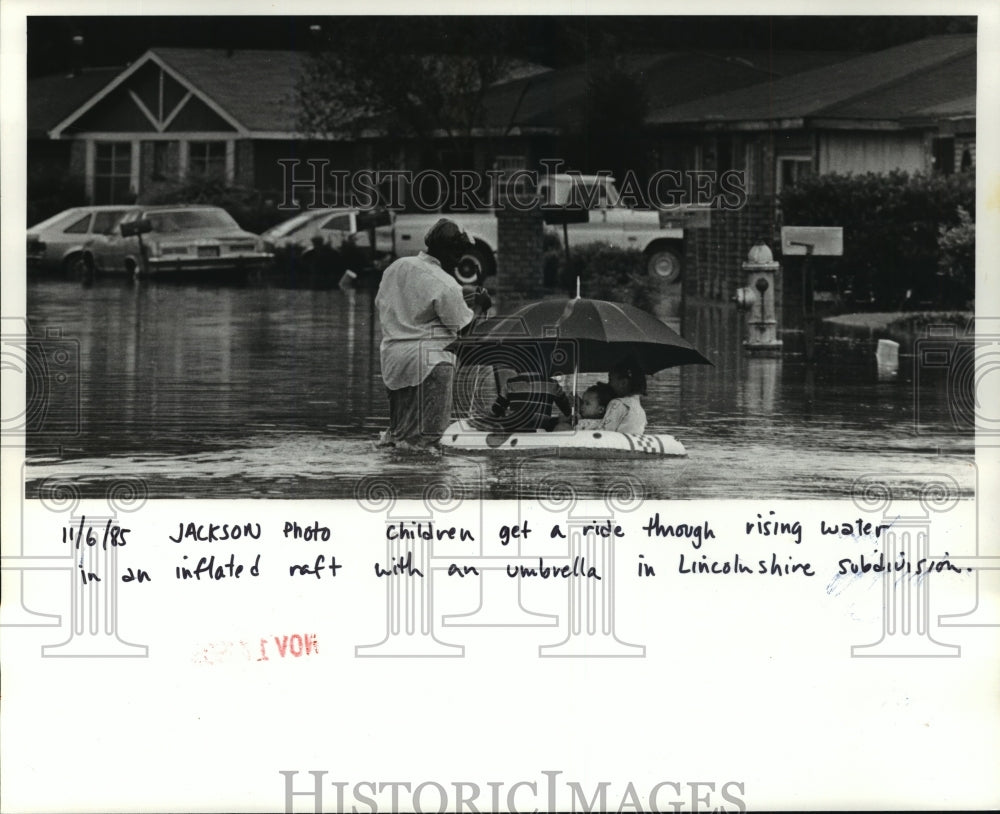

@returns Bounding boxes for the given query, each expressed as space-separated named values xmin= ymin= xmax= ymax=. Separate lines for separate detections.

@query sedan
xmin=27 ymin=205 xmax=138 ymax=273
xmin=81 ymin=205 xmax=272 ymax=278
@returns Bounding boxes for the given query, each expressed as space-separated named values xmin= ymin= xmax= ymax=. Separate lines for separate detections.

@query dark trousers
xmin=384 ymin=363 xmax=455 ymax=447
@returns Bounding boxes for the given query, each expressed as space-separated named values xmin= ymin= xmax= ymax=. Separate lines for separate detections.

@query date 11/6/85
xmin=62 ymin=516 xmax=130 ymax=549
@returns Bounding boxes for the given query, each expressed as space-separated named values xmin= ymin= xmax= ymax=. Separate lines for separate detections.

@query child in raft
xmin=596 ymin=360 xmax=648 ymax=435
xmin=488 ymin=368 xmax=572 ymax=431
xmin=575 ymin=382 xmax=616 ymax=429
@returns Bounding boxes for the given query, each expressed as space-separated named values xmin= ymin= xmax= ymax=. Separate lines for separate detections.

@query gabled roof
xmin=146 ymin=48 xmax=307 ymax=133
xmin=45 ymin=48 xmax=308 ymax=137
xmin=481 ymin=49 xmax=856 ymax=133
xmin=647 ymin=34 xmax=976 ymax=128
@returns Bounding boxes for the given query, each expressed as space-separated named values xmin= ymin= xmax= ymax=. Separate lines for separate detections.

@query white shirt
xmin=600 ymin=395 xmax=647 ymax=435
xmin=375 ymin=251 xmax=474 ymax=390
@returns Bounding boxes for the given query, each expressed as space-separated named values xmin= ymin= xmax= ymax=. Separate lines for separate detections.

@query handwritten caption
xmin=63 ymin=510 xmax=970 ymax=590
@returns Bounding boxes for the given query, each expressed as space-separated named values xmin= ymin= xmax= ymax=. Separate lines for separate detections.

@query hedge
xmin=780 ymin=170 xmax=974 ymax=308
xmin=551 ymin=243 xmax=657 ymax=311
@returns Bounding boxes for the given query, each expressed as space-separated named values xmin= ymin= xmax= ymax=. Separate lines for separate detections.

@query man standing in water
xmin=375 ymin=218 xmax=492 ymax=449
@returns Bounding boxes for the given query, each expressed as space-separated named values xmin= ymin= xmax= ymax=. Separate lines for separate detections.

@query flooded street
xmin=24 ymin=278 xmax=974 ymax=499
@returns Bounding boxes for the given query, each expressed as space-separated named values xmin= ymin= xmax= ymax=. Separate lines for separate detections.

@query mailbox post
xmin=542 ymin=204 xmax=589 ymax=270
xmin=780 ymin=226 xmax=844 ymax=360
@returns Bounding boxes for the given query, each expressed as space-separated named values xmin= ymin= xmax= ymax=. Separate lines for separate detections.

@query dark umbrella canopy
xmin=451 ymin=297 xmax=711 ymax=375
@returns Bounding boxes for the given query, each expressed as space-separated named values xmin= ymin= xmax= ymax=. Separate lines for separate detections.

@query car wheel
xmin=646 ymin=247 xmax=683 ymax=283
xmin=64 ymin=253 xmax=87 ymax=277
xmin=455 ymin=245 xmax=492 ymax=286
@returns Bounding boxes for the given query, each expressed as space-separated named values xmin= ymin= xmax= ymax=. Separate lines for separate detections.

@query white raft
xmin=440 ymin=421 xmax=687 ymax=458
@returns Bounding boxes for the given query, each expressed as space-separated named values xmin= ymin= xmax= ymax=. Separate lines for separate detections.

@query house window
xmin=188 ymin=141 xmax=227 ymax=179
xmin=932 ymin=137 xmax=955 ymax=175
xmin=493 ymin=155 xmax=527 ymax=175
xmin=94 ymin=142 xmax=133 ymax=204
xmin=776 ymin=156 xmax=814 ymax=195
xmin=713 ymin=136 xmax=733 ymax=175
xmin=744 ymin=142 xmax=761 ymax=197
xmin=152 ymin=142 xmax=169 ymax=181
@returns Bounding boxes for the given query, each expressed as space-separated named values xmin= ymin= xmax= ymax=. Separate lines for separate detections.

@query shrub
xmin=554 ymin=243 xmax=657 ymax=311
xmin=780 ymin=170 xmax=974 ymax=308
xmin=937 ymin=206 xmax=975 ymax=306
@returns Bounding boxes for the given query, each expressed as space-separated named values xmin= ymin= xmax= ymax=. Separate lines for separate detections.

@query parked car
xmin=27 ymin=205 xmax=138 ymax=274
xmin=80 ymin=205 xmax=272 ymax=278
xmin=261 ymin=207 xmax=394 ymax=263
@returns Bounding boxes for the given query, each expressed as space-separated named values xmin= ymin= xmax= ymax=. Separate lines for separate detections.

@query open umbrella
xmin=451 ymin=296 xmax=711 ymax=376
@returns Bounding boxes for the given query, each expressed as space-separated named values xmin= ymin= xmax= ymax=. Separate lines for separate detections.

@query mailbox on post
xmin=780 ymin=226 xmax=844 ymax=360
xmin=780 ymin=226 xmax=843 ymax=257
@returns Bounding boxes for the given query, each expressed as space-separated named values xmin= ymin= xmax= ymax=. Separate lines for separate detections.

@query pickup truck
xmin=391 ymin=173 xmax=685 ymax=286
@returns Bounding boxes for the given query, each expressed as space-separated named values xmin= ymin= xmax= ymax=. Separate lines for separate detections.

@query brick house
xmin=640 ymin=34 xmax=976 ymax=339
xmin=646 ymin=35 xmax=976 ymax=205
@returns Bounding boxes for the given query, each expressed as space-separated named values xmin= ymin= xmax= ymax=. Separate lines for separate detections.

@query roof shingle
xmin=647 ymin=34 xmax=976 ymax=126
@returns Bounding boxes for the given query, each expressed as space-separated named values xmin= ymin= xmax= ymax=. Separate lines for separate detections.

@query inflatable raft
xmin=440 ymin=421 xmax=687 ymax=458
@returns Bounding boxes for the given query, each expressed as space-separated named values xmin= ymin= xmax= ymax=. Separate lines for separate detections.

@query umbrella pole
xmin=572 ymin=359 xmax=579 ymax=423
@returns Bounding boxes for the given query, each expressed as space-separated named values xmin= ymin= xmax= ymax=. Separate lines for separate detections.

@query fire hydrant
xmin=735 ymin=241 xmax=782 ymax=356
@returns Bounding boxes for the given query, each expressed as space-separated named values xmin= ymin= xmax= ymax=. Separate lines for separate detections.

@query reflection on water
xmin=24 ymin=279 xmax=973 ymax=499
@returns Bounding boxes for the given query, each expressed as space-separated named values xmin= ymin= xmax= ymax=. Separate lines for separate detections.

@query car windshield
xmin=264 ymin=209 xmax=344 ymax=238
xmin=147 ymin=209 xmax=239 ymax=233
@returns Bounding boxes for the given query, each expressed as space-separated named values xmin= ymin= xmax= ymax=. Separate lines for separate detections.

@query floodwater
xmin=23 ymin=278 xmax=974 ymax=499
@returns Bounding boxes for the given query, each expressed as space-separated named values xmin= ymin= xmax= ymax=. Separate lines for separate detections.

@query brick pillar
xmin=495 ymin=183 xmax=544 ymax=302
xmin=685 ymin=198 xmax=774 ymax=302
